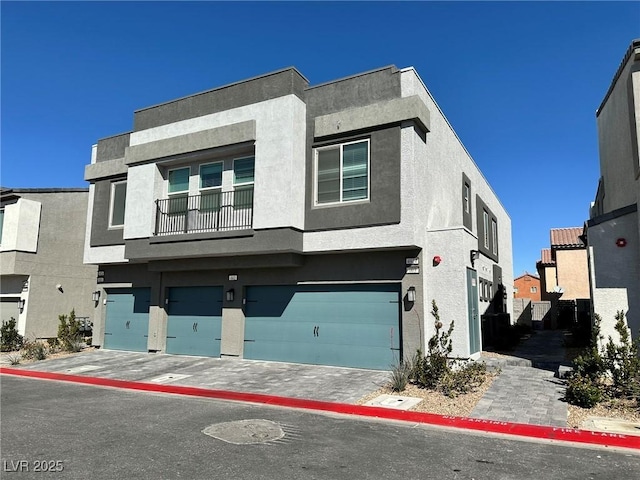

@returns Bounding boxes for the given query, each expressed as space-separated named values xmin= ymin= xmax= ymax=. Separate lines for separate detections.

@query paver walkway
xmin=472 ymin=330 xmax=572 ymax=427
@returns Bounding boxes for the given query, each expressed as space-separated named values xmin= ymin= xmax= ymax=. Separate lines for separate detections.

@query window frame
xmin=0 ymin=207 xmax=4 ymax=244
xmin=199 ymin=161 xmax=224 ymax=191
xmin=168 ymin=166 xmax=191 ymax=196
xmin=464 ymin=182 xmax=470 ymax=214
xmin=314 ymin=138 xmax=370 ymax=206
xmin=233 ymin=156 xmax=255 ymax=187
xmin=491 ymin=218 xmax=498 ymax=256
xmin=108 ymin=180 xmax=127 ymax=229
xmin=483 ymin=210 xmax=490 ymax=249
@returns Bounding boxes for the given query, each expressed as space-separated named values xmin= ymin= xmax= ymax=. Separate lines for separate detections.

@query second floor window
xmin=315 ymin=139 xmax=369 ymax=205
xmin=463 ymin=182 xmax=470 ymax=213
xmin=492 ymin=218 xmax=498 ymax=255
xmin=0 ymin=207 xmax=4 ymax=244
xmin=483 ymin=210 xmax=489 ymax=249
xmin=109 ymin=181 xmax=127 ymax=228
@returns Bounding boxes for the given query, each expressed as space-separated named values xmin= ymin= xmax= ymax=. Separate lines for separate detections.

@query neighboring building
xmin=536 ymin=227 xmax=591 ymax=328
xmin=513 ymin=273 xmax=541 ymax=301
xmin=84 ymin=66 xmax=512 ymax=369
xmin=0 ymin=188 xmax=97 ymax=339
xmin=586 ymin=39 xmax=640 ymax=342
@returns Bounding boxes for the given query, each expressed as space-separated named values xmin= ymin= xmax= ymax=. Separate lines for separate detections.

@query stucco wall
xmin=555 ymin=249 xmax=590 ymax=300
xmin=3 ymin=191 xmax=97 ymax=338
xmin=595 ymin=47 xmax=640 ymax=213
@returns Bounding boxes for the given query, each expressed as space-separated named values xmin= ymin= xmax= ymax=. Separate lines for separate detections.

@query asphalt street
xmin=1 ymin=376 xmax=638 ymax=480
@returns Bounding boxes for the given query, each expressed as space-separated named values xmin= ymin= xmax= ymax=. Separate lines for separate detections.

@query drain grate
xmin=203 ymin=419 xmax=285 ymax=445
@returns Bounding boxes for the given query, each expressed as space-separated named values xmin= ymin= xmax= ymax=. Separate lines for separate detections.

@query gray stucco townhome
xmin=1 ymin=188 xmax=97 ymax=340
xmin=586 ymin=39 xmax=640 ymax=343
xmin=84 ymin=66 xmax=513 ymax=370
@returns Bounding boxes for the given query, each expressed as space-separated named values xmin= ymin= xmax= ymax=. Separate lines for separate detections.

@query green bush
xmin=1 ymin=318 xmax=24 ymax=352
xmin=22 ymin=340 xmax=48 ymax=361
xmin=565 ymin=376 xmax=602 ymax=408
xmin=603 ymin=311 xmax=640 ymax=400
xmin=390 ymin=358 xmax=411 ymax=392
xmin=57 ymin=309 xmax=82 ymax=352
xmin=410 ymin=300 xmax=489 ymax=397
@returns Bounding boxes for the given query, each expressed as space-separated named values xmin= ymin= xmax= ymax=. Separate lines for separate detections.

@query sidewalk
xmin=472 ymin=330 xmax=571 ymax=427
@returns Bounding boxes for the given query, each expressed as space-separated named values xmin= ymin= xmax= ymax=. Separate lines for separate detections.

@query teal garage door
xmin=244 ymin=284 xmax=401 ymax=370
xmin=166 ymin=286 xmax=223 ymax=357
xmin=104 ymin=288 xmax=151 ymax=352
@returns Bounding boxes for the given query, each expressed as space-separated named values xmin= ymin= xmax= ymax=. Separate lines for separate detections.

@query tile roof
xmin=550 ymin=227 xmax=584 ymax=248
xmin=514 ymin=272 xmax=540 ymax=281
xmin=539 ymin=248 xmax=555 ymax=266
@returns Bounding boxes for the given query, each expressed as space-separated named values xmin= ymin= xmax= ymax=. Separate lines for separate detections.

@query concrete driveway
xmin=7 ymin=349 xmax=391 ymax=404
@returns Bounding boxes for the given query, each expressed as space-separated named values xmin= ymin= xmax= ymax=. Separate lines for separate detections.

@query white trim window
xmin=463 ymin=182 xmax=470 ymax=214
xmin=491 ymin=218 xmax=498 ymax=255
xmin=483 ymin=210 xmax=490 ymax=249
xmin=108 ymin=181 xmax=127 ymax=228
xmin=199 ymin=162 xmax=223 ymax=212
xmin=168 ymin=167 xmax=190 ymax=214
xmin=315 ymin=139 xmax=369 ymax=205
xmin=233 ymin=156 xmax=255 ymax=209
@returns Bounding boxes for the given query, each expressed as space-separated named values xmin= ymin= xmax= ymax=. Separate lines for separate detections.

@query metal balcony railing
xmin=154 ymin=188 xmax=253 ymax=236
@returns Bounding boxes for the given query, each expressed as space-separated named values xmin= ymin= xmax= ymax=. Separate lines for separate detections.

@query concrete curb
xmin=1 ymin=367 xmax=638 ymax=451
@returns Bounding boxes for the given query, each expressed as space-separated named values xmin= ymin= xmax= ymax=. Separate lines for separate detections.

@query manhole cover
xmin=202 ymin=419 xmax=285 ymax=445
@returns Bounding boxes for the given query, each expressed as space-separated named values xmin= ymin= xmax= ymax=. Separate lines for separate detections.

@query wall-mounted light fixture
xmin=92 ymin=291 xmax=101 ymax=302
xmin=407 ymin=286 xmax=416 ymax=302
xmin=616 ymin=238 xmax=627 ymax=248
xmin=470 ymin=250 xmax=481 ymax=267
xmin=226 ymin=288 xmax=235 ymax=302
xmin=18 ymin=299 xmax=26 ymax=313
xmin=56 ymin=284 xmax=64 ymax=293
xmin=432 ymin=255 xmax=442 ymax=266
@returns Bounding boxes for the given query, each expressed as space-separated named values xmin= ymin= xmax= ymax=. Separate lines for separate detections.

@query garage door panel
xmin=244 ymin=284 xmax=400 ymax=370
xmin=166 ymin=286 xmax=222 ymax=357
xmin=104 ymin=288 xmax=150 ymax=352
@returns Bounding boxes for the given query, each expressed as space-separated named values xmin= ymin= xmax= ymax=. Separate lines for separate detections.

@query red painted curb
xmin=2 ymin=366 xmax=638 ymax=451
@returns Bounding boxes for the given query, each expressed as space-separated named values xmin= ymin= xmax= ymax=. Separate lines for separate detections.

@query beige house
xmin=536 ymin=227 xmax=590 ymax=328
xmin=586 ymin=39 xmax=640 ymax=342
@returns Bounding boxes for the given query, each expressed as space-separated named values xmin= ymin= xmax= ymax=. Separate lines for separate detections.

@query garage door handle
xmin=313 ymin=326 xmax=319 ymax=337
xmin=193 ymin=322 xmax=198 ymax=332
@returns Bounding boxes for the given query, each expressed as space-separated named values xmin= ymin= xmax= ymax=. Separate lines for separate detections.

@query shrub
xmin=6 ymin=352 xmax=22 ymax=365
xmin=47 ymin=337 xmax=61 ymax=354
xmin=22 ymin=340 xmax=48 ymax=361
xmin=410 ymin=300 xmax=489 ymax=397
xmin=603 ymin=311 xmax=640 ymax=399
xmin=565 ymin=376 xmax=602 ymax=408
xmin=1 ymin=318 xmax=24 ymax=352
xmin=57 ymin=309 xmax=82 ymax=352
xmin=390 ymin=359 xmax=411 ymax=392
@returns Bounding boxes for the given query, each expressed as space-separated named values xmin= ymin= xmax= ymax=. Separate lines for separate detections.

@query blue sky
xmin=2 ymin=1 xmax=638 ymax=277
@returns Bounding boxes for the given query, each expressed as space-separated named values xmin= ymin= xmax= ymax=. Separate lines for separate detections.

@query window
xmin=200 ymin=162 xmax=223 ymax=190
xmin=199 ymin=162 xmax=223 ymax=212
xmin=483 ymin=210 xmax=489 ymax=248
xmin=168 ymin=167 xmax=190 ymax=194
xmin=315 ymin=139 xmax=369 ymax=205
xmin=0 ymin=208 xmax=4 ymax=244
xmin=233 ymin=157 xmax=255 ymax=186
xmin=514 ymin=287 xmax=519 ymax=294
xmin=463 ymin=182 xmax=470 ymax=213
xmin=168 ymin=167 xmax=190 ymax=214
xmin=233 ymin=157 xmax=255 ymax=209
xmin=491 ymin=219 xmax=498 ymax=255
xmin=109 ymin=181 xmax=127 ymax=228
xmin=530 ymin=286 xmax=537 ymax=293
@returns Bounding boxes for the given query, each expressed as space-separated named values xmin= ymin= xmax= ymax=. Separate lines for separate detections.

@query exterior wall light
xmin=470 ymin=250 xmax=481 ymax=267
xmin=92 ymin=291 xmax=101 ymax=302
xmin=616 ymin=238 xmax=627 ymax=247
xmin=407 ymin=286 xmax=416 ymax=302
xmin=226 ymin=288 xmax=235 ymax=302
xmin=432 ymin=255 xmax=442 ymax=266
xmin=18 ymin=299 xmax=26 ymax=313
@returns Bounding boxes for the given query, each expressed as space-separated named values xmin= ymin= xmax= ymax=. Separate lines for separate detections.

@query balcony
xmin=155 ymin=188 xmax=253 ymax=236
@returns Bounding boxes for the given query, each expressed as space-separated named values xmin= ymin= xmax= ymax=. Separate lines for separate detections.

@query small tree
xmin=1 ymin=318 xmax=23 ymax=352
xmin=603 ymin=311 xmax=640 ymax=399
xmin=57 ymin=309 xmax=82 ymax=352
